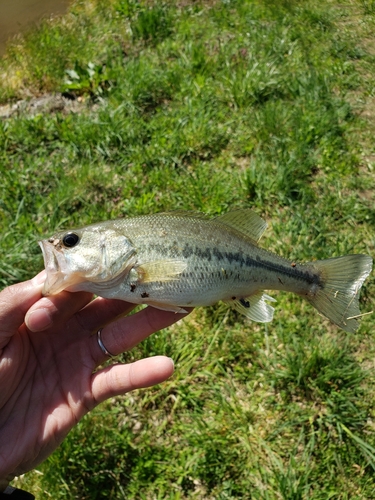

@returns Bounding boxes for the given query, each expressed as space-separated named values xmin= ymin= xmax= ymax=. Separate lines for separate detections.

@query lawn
xmin=0 ymin=0 xmax=375 ymax=498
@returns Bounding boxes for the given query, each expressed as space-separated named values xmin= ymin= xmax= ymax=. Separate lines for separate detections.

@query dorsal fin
xmin=145 ymin=211 xmax=209 ymax=220
xmin=215 ymin=209 xmax=267 ymax=243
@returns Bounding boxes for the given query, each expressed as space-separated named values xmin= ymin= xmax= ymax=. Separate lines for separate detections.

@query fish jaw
xmin=39 ymin=240 xmax=85 ymax=295
xmin=39 ymin=227 xmax=137 ymax=296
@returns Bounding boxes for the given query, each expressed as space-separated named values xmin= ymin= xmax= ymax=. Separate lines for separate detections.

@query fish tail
xmin=304 ymin=255 xmax=372 ymax=332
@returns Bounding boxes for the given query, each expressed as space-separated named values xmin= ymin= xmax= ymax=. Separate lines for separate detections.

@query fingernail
xmin=168 ymin=357 xmax=175 ymax=369
xmin=31 ymin=270 xmax=46 ymax=286
xmin=26 ymin=308 xmax=52 ymax=332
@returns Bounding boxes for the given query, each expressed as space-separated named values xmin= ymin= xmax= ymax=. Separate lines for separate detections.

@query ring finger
xmin=90 ymin=306 xmax=191 ymax=365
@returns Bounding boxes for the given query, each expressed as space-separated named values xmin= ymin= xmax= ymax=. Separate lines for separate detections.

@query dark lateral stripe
xmin=248 ymin=256 xmax=322 ymax=286
xmin=182 ymin=243 xmax=212 ymax=260
xmin=212 ymin=246 xmax=321 ymax=286
xmin=145 ymin=242 xmax=322 ymax=286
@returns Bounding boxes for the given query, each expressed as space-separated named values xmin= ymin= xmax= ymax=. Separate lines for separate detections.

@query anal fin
xmin=226 ymin=292 xmax=276 ymax=322
xmin=145 ymin=300 xmax=189 ymax=314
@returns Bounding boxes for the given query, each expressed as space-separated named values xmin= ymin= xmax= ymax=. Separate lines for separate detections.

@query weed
xmin=63 ymin=61 xmax=113 ymax=99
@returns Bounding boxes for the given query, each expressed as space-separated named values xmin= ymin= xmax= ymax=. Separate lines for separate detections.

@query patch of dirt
xmin=0 ymin=92 xmax=87 ymax=119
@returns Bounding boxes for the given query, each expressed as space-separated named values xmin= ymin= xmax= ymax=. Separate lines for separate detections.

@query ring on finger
xmin=97 ymin=328 xmax=116 ymax=358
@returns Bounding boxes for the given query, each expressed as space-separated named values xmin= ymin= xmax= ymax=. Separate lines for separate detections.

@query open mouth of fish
xmin=38 ymin=240 xmax=80 ymax=295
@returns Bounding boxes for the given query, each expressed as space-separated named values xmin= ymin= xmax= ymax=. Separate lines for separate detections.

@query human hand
xmin=0 ymin=271 xmax=189 ymax=486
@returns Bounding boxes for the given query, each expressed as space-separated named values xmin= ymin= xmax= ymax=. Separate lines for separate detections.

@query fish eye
xmin=62 ymin=232 xmax=80 ymax=248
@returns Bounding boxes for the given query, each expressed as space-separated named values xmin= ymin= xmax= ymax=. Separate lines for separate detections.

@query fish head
xmin=39 ymin=224 xmax=135 ymax=295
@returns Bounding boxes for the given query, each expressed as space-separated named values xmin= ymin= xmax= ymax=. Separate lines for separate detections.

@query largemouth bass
xmin=39 ymin=210 xmax=372 ymax=332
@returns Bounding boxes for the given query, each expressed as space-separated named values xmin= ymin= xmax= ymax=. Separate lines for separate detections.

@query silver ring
xmin=97 ymin=328 xmax=116 ymax=358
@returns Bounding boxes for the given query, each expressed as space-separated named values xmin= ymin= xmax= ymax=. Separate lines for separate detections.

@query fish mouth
xmin=38 ymin=240 xmax=81 ymax=295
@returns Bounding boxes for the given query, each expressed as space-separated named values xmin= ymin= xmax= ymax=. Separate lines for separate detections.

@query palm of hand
xmin=0 ymin=273 xmax=183 ymax=481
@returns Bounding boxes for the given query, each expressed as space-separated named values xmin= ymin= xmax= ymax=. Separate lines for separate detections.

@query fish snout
xmin=38 ymin=240 xmax=67 ymax=295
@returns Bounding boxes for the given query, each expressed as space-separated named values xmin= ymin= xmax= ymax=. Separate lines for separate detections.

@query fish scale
xmin=39 ymin=209 xmax=373 ymax=333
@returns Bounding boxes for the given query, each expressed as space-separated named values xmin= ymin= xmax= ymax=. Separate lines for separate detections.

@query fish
xmin=38 ymin=209 xmax=373 ymax=333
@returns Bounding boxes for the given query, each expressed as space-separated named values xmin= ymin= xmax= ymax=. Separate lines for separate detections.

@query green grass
xmin=1 ymin=0 xmax=375 ymax=497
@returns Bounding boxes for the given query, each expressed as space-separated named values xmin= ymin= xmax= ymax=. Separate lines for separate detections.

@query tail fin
xmin=305 ymin=255 xmax=372 ymax=333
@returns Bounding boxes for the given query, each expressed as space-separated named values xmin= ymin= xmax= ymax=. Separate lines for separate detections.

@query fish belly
xmin=119 ymin=261 xmax=259 ymax=307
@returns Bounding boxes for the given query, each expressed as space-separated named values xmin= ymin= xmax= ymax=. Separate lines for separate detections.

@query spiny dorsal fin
xmin=145 ymin=211 xmax=210 ymax=220
xmin=215 ymin=209 xmax=267 ymax=244
xmin=136 ymin=260 xmax=187 ymax=283
xmin=226 ymin=292 xmax=276 ymax=322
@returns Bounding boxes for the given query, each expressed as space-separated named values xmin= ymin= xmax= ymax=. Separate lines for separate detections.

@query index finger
xmin=0 ymin=271 xmax=45 ymax=348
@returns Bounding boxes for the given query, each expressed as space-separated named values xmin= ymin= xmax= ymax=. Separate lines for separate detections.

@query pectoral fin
xmin=227 ymin=292 xmax=276 ymax=322
xmin=136 ymin=260 xmax=187 ymax=283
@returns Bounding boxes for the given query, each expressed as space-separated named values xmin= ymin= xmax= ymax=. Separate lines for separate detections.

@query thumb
xmin=0 ymin=271 xmax=45 ymax=349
